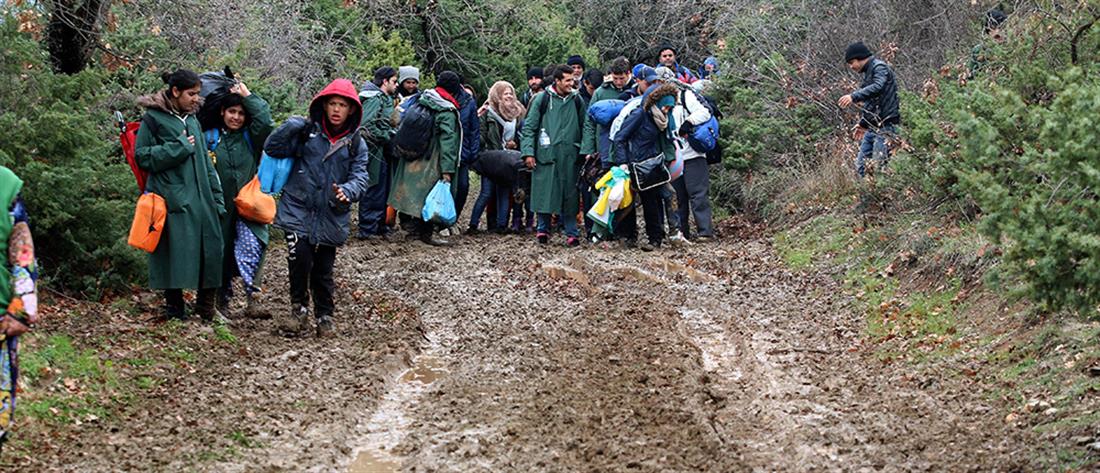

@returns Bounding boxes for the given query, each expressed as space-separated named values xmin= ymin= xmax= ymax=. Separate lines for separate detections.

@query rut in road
xmin=343 ymin=225 xmax=1028 ymax=472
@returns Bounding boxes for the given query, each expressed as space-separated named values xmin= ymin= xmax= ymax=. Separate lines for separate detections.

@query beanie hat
xmin=436 ymin=71 xmax=462 ymax=96
xmin=985 ymin=9 xmax=1008 ymax=32
xmin=656 ymin=95 xmax=676 ymax=109
xmin=654 ymin=66 xmax=676 ymax=82
xmin=398 ymin=66 xmax=420 ymax=84
xmin=567 ymin=55 xmax=586 ymax=68
xmin=844 ymin=42 xmax=873 ymax=63
xmin=526 ymin=67 xmax=544 ymax=80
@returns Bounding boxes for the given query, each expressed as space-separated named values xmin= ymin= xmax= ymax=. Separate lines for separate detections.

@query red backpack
xmin=116 ymin=111 xmax=149 ymax=192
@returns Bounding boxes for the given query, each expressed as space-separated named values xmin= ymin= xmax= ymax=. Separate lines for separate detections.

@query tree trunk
xmin=45 ymin=0 xmax=107 ymax=74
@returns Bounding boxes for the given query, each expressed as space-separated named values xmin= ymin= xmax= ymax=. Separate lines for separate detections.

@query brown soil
xmin=14 ymin=217 xmax=1040 ymax=471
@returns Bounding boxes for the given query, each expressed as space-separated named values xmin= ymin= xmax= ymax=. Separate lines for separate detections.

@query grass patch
xmin=774 ymin=215 xmax=853 ymax=269
xmin=213 ymin=325 xmax=238 ymax=344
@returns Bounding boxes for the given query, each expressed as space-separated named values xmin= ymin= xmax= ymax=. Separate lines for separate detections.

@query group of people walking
xmin=131 ymin=40 xmax=899 ymax=338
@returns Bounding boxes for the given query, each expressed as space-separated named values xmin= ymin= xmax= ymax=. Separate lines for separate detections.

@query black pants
xmin=616 ymin=186 xmax=665 ymax=245
xmin=286 ymin=233 xmax=336 ymax=320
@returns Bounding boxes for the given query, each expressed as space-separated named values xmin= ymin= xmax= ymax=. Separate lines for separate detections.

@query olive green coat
xmin=519 ymin=88 xmax=584 ymax=215
xmin=210 ymin=94 xmax=274 ymax=282
xmin=358 ymin=84 xmax=396 ymax=187
xmin=135 ymin=91 xmax=225 ymax=290
xmin=388 ymin=89 xmax=462 ymax=218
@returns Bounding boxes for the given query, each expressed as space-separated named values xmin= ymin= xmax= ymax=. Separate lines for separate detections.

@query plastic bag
xmin=235 ymin=176 xmax=276 ymax=224
xmin=668 ymin=153 xmax=685 ymax=181
xmin=258 ymin=152 xmax=293 ymax=194
xmin=127 ymin=192 xmax=166 ymax=253
xmin=421 ymin=180 xmax=456 ymax=226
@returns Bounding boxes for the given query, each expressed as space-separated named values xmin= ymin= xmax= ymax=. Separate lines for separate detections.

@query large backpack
xmin=392 ymin=97 xmax=435 ymax=161
xmin=680 ymin=89 xmax=722 ymax=153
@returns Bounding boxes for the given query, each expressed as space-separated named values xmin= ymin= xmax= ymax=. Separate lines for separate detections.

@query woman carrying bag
xmin=199 ymin=79 xmax=275 ymax=318
xmin=135 ymin=69 xmax=227 ymax=323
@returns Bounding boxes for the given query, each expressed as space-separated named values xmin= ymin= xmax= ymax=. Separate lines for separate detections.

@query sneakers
xmin=278 ymin=304 xmax=309 ymax=334
xmin=565 ymin=236 xmax=580 ymax=247
xmin=639 ymin=241 xmax=656 ymax=252
xmin=668 ymin=231 xmax=693 ymax=247
xmin=536 ymin=232 xmax=549 ymax=245
xmin=316 ymin=317 xmax=335 ymax=338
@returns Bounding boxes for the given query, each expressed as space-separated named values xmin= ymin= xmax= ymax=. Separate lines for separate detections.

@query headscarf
xmin=487 ymin=81 xmax=526 ymax=121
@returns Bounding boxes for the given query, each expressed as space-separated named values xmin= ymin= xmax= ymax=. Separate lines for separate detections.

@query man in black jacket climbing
xmin=838 ymin=41 xmax=901 ymax=178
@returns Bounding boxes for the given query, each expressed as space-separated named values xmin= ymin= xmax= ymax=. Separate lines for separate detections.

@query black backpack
xmin=392 ymin=98 xmax=435 ymax=161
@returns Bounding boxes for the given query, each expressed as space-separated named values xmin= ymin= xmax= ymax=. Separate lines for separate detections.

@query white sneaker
xmin=669 ymin=231 xmax=693 ymax=247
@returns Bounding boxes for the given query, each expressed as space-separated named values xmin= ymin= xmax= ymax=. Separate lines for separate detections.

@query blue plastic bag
xmin=421 ymin=180 xmax=457 ymax=226
xmin=257 ymin=152 xmax=293 ymax=194
xmin=588 ymin=99 xmax=627 ymax=126
xmin=687 ymin=116 xmax=720 ymax=153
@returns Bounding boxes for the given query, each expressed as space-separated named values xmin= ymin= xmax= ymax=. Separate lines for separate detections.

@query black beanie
xmin=567 ymin=55 xmax=585 ymax=68
xmin=844 ymin=42 xmax=873 ymax=63
xmin=526 ymin=67 xmax=543 ymax=80
xmin=436 ymin=71 xmax=462 ymax=95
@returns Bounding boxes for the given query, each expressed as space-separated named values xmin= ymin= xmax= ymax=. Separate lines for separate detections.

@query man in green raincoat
xmin=520 ymin=64 xmax=586 ymax=247
xmin=388 ymin=71 xmax=463 ymax=247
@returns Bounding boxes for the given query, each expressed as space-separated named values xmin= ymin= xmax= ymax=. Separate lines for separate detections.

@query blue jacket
xmin=266 ymin=80 xmax=370 ymax=247
xmin=612 ymin=84 xmax=677 ymax=166
xmin=457 ymin=89 xmax=481 ymax=165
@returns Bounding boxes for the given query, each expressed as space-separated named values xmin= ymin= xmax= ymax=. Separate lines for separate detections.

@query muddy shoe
xmin=536 ymin=232 xmax=549 ymax=245
xmin=639 ymin=241 xmax=656 ymax=252
xmin=621 ymin=238 xmax=637 ymax=250
xmin=200 ymin=308 xmax=230 ymax=326
xmin=695 ymin=235 xmax=717 ymax=243
xmin=420 ymin=234 xmax=452 ymax=247
xmin=243 ymin=294 xmax=271 ymax=319
xmin=316 ymin=317 xmax=335 ymax=338
xmin=277 ymin=305 xmax=308 ymax=334
xmin=565 ymin=236 xmax=580 ymax=248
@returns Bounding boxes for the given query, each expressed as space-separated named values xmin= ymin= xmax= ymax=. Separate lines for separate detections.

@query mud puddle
xmin=347 ymin=352 xmax=449 ymax=473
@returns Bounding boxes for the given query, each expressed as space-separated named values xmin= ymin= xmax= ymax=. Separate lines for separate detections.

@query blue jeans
xmin=469 ymin=177 xmax=511 ymax=230
xmin=856 ymin=125 xmax=896 ymax=177
xmin=537 ymin=212 xmax=579 ymax=238
xmin=357 ymin=158 xmax=390 ymax=236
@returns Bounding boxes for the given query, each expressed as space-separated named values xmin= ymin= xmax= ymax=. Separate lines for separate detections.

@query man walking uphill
xmin=521 ymin=65 xmax=586 ymax=247
xmin=357 ymin=66 xmax=399 ymax=240
xmin=838 ymin=41 xmax=900 ymax=178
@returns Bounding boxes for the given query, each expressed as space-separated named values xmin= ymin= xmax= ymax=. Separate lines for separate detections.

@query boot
xmin=197 ymin=288 xmax=229 ymax=325
xmin=163 ymin=290 xmax=187 ymax=321
xmin=243 ymin=290 xmax=270 ymax=319
xmin=277 ymin=304 xmax=308 ymax=335
xmin=316 ymin=316 xmax=335 ymax=338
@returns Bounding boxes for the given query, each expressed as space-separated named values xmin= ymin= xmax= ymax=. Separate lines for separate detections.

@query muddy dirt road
xmin=54 ymin=219 xmax=1029 ymax=472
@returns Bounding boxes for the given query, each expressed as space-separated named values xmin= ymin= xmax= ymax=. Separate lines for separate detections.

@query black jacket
xmin=851 ymin=58 xmax=901 ymax=129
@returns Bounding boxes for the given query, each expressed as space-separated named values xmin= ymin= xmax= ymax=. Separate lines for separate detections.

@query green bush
xmin=0 ymin=18 xmax=145 ymax=297
xmin=955 ymin=68 xmax=1100 ymax=316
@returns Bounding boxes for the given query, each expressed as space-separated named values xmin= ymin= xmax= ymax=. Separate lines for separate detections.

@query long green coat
xmin=519 ymin=88 xmax=584 ymax=215
xmin=210 ymin=94 xmax=274 ymax=282
xmin=135 ymin=92 xmax=225 ymax=290
xmin=358 ymin=83 xmax=396 ymax=186
xmin=388 ymin=89 xmax=462 ymax=218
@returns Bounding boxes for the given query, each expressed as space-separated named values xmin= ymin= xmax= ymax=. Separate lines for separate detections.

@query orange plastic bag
xmin=385 ymin=205 xmax=397 ymax=226
xmin=128 ymin=192 xmax=167 ymax=253
xmin=234 ymin=176 xmax=276 ymax=224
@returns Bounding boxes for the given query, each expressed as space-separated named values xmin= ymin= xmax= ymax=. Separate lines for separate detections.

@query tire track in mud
xmin=343 ymin=229 xmax=1028 ymax=472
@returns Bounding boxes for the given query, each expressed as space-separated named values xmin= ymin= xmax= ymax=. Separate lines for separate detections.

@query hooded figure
xmin=698 ymin=56 xmax=720 ymax=80
xmin=265 ymin=78 xmax=369 ymax=337
xmin=612 ymin=83 xmax=678 ymax=250
xmin=135 ymin=89 xmax=226 ymax=297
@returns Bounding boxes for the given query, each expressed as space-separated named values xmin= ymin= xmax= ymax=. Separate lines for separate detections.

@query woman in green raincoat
xmin=135 ymin=69 xmax=226 ymax=323
xmin=200 ymin=81 xmax=274 ymax=317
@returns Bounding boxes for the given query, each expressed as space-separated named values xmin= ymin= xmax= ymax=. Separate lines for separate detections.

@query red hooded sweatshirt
xmin=309 ymin=79 xmax=363 ymax=143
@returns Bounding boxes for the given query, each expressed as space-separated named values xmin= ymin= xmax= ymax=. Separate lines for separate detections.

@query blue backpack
xmin=687 ymin=116 xmax=720 ymax=153
xmin=588 ymin=99 xmax=627 ymax=126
